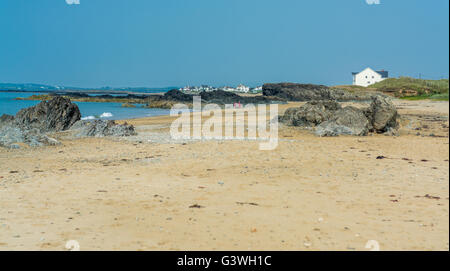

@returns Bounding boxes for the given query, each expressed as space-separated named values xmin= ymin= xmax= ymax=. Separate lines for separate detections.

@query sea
xmin=0 ymin=92 xmax=171 ymax=120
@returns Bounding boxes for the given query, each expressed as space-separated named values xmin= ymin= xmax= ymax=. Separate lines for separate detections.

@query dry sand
xmin=0 ymin=99 xmax=448 ymax=251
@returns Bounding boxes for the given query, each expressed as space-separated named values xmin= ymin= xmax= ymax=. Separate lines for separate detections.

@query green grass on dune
xmin=370 ymin=77 xmax=449 ymax=98
xmin=400 ymin=92 xmax=449 ymax=101
xmin=335 ymin=77 xmax=449 ymax=101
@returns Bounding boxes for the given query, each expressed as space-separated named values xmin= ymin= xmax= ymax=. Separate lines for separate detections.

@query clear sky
xmin=0 ymin=0 xmax=448 ymax=88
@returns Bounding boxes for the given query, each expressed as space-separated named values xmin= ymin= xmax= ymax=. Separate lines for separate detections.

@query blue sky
xmin=0 ymin=0 xmax=448 ymax=87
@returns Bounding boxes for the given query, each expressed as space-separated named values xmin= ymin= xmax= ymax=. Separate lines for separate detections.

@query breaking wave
xmin=81 ymin=116 xmax=96 ymax=120
xmin=81 ymin=112 xmax=113 ymax=120
xmin=100 ymin=112 xmax=113 ymax=118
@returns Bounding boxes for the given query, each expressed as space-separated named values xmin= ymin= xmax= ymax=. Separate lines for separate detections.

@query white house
xmin=352 ymin=67 xmax=389 ymax=87
xmin=235 ymin=84 xmax=250 ymax=93
xmin=222 ymin=86 xmax=235 ymax=92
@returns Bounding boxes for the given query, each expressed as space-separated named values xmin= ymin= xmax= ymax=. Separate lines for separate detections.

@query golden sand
xmin=0 ymin=100 xmax=448 ymax=251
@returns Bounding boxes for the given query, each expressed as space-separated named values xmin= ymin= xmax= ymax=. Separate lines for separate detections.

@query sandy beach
xmin=0 ymin=99 xmax=448 ymax=251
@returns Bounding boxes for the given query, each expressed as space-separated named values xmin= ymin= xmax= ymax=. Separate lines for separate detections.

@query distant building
xmin=235 ymin=84 xmax=250 ymax=93
xmin=352 ymin=67 xmax=388 ymax=87
xmin=250 ymin=86 xmax=263 ymax=93
xmin=179 ymin=85 xmax=216 ymax=93
xmin=222 ymin=86 xmax=235 ymax=92
xmin=180 ymin=84 xmax=253 ymax=93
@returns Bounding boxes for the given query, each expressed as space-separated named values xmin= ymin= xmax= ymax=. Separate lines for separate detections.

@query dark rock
xmin=163 ymin=89 xmax=193 ymax=102
xmin=70 ymin=120 xmax=137 ymax=137
xmin=262 ymin=83 xmax=379 ymax=101
xmin=364 ymin=96 xmax=398 ymax=133
xmin=124 ymin=94 xmax=147 ymax=100
xmin=263 ymin=83 xmax=331 ymax=101
xmin=1 ymin=97 xmax=137 ymax=149
xmin=280 ymin=100 xmax=341 ymax=126
xmin=0 ymin=126 xmax=60 ymax=148
xmin=14 ymin=97 xmax=81 ymax=133
xmin=162 ymin=89 xmax=277 ymax=105
xmin=203 ymin=90 xmax=277 ymax=104
xmin=64 ymin=92 xmax=91 ymax=98
xmin=200 ymin=90 xmax=243 ymax=104
xmin=280 ymin=96 xmax=398 ymax=137
xmin=315 ymin=106 xmax=369 ymax=136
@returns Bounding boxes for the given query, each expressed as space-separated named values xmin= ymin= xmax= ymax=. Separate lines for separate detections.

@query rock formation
xmin=364 ymin=96 xmax=399 ymax=133
xmin=315 ymin=106 xmax=369 ymax=137
xmin=14 ymin=96 xmax=81 ymax=133
xmin=263 ymin=83 xmax=381 ymax=101
xmin=280 ymin=97 xmax=399 ymax=136
xmin=1 ymin=97 xmax=137 ymax=149
xmin=70 ymin=120 xmax=137 ymax=137
xmin=280 ymin=101 xmax=341 ymax=127
xmin=0 ymin=125 xmax=60 ymax=148
xmin=166 ymin=89 xmax=278 ymax=105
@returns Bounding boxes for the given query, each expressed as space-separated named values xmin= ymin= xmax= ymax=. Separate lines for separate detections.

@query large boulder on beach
xmin=14 ymin=96 xmax=81 ymax=132
xmin=280 ymin=100 xmax=341 ymax=126
xmin=315 ymin=106 xmax=370 ymax=137
xmin=0 ymin=126 xmax=60 ymax=148
xmin=279 ymin=95 xmax=399 ymax=137
xmin=1 ymin=97 xmax=140 ymax=149
xmin=70 ymin=120 xmax=137 ymax=137
xmin=262 ymin=83 xmax=378 ymax=101
xmin=364 ymin=96 xmax=399 ymax=133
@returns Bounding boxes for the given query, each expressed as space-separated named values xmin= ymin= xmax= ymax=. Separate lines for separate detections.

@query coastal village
xmin=0 ymin=0 xmax=448 ymax=254
xmin=179 ymin=67 xmax=388 ymax=94
xmin=179 ymin=84 xmax=263 ymax=94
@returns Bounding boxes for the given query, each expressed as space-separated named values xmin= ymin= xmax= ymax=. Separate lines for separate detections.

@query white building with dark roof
xmin=235 ymin=84 xmax=250 ymax=93
xmin=352 ymin=67 xmax=389 ymax=87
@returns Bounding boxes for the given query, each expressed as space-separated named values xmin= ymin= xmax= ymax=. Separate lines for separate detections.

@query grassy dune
xmin=371 ymin=77 xmax=449 ymax=100
xmin=334 ymin=77 xmax=449 ymax=100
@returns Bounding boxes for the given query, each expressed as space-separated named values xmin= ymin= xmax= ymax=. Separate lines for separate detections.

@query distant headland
xmin=0 ymin=83 xmax=178 ymax=94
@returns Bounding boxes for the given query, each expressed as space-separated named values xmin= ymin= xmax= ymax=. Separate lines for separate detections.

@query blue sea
xmin=0 ymin=92 xmax=171 ymax=120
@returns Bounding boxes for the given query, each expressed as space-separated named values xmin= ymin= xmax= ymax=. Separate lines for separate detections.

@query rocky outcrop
xmin=263 ymin=83 xmax=331 ymax=100
xmin=364 ymin=96 xmax=399 ymax=133
xmin=0 ymin=97 xmax=80 ymax=148
xmin=1 ymin=97 xmax=137 ymax=149
xmin=280 ymin=101 xmax=341 ymax=126
xmin=0 ymin=126 xmax=60 ymax=148
xmin=70 ymin=120 xmax=137 ymax=137
xmin=163 ymin=89 xmax=194 ymax=102
xmin=280 ymin=97 xmax=399 ymax=136
xmin=262 ymin=83 xmax=380 ymax=101
xmin=14 ymin=96 xmax=81 ymax=133
xmin=157 ymin=90 xmax=279 ymax=105
xmin=315 ymin=106 xmax=369 ymax=137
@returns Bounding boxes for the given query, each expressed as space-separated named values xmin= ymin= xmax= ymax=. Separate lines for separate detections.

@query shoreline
xmin=0 ymin=89 xmax=167 ymax=96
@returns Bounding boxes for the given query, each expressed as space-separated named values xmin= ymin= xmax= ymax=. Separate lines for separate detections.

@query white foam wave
xmin=81 ymin=116 xmax=96 ymax=120
xmin=100 ymin=112 xmax=113 ymax=118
